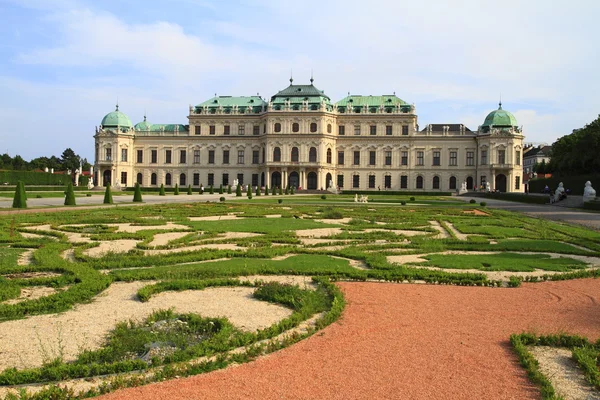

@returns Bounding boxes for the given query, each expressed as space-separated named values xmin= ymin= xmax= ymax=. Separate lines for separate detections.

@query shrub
xmin=278 ymin=199 xmax=283 ymax=204
xmin=469 ymin=199 xmax=476 ymax=204
xmin=37 ymin=194 xmax=43 ymax=198
xmin=400 ymin=200 xmax=406 ymax=205
xmin=64 ymin=182 xmax=76 ymax=206
xmin=219 ymin=197 xmax=225 ymax=202
xmin=279 ymin=186 xmax=283 ymax=195
xmin=227 ymin=185 xmax=232 ymax=194
xmin=219 ymin=184 xmax=223 ymax=194
xmin=209 ymin=185 xmax=214 ymax=194
xmin=321 ymin=195 xmax=327 ymax=200
xmin=12 ymin=181 xmax=27 ymax=208
xmin=187 ymin=185 xmax=193 ymax=195
xmin=264 ymin=185 xmax=269 ymax=196
xmin=247 ymin=185 xmax=252 ymax=199
xmin=290 ymin=186 xmax=295 ymax=195
xmin=480 ymin=202 xmax=487 ymax=207
xmin=285 ymin=186 xmax=289 ymax=195
xmin=272 ymin=185 xmax=276 ymax=195
xmin=174 ymin=184 xmax=180 ymax=195
xmin=103 ymin=184 xmax=113 ymax=204
xmin=255 ymin=186 xmax=261 ymax=196
xmin=133 ymin=183 xmax=143 ymax=202
xmin=159 ymin=184 xmax=166 ymax=196
xmin=86 ymin=193 xmax=91 ymax=197
xmin=410 ymin=196 xmax=415 ymax=201
xmin=236 ymin=184 xmax=242 ymax=197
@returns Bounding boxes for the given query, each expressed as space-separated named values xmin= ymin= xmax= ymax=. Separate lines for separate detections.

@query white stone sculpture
xmin=458 ymin=181 xmax=468 ymax=195
xmin=553 ymin=182 xmax=565 ymax=202
xmin=583 ymin=181 xmax=596 ymax=202
xmin=486 ymin=182 xmax=491 ymax=192
xmin=354 ymin=194 xmax=359 ymax=203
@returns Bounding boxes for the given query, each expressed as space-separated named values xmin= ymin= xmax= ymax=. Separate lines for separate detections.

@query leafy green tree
xmin=550 ymin=115 xmax=600 ymax=175
xmin=12 ymin=181 xmax=27 ymax=208
xmin=103 ymin=184 xmax=113 ymax=204
xmin=64 ymin=182 xmax=76 ymax=206
xmin=133 ymin=183 xmax=143 ymax=202
xmin=236 ymin=184 xmax=242 ymax=197
xmin=60 ymin=148 xmax=81 ymax=172
xmin=159 ymin=184 xmax=166 ymax=196
xmin=12 ymin=155 xmax=26 ymax=170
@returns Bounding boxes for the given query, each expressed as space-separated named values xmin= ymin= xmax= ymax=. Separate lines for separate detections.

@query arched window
xmin=326 ymin=148 xmax=332 ymax=164
xmin=180 ymin=173 xmax=186 ymax=186
xmin=416 ymin=175 xmax=423 ymax=189
xmin=309 ymin=147 xmax=317 ymax=162
xmin=151 ymin=173 xmax=157 ymax=185
xmin=433 ymin=176 xmax=440 ymax=189
xmin=291 ymin=147 xmax=299 ymax=162
xmin=449 ymin=176 xmax=457 ymax=190
xmin=310 ymin=122 xmax=317 ymax=133
xmin=165 ymin=173 xmax=172 ymax=186
xmin=273 ymin=147 xmax=281 ymax=162
xmin=292 ymin=123 xmax=299 ymax=132
xmin=327 ymin=124 xmax=332 ymax=133
xmin=274 ymin=123 xmax=281 ymax=133
xmin=136 ymin=173 xmax=143 ymax=185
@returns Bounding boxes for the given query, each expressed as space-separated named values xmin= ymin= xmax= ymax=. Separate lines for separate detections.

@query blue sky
xmin=1 ymin=0 xmax=599 ymax=162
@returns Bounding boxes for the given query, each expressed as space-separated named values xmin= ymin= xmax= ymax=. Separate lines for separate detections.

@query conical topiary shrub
xmin=272 ymin=185 xmax=276 ymax=195
xmin=174 ymin=184 xmax=180 ymax=195
xmin=247 ymin=185 xmax=252 ymax=199
xmin=255 ymin=186 xmax=261 ymax=196
xmin=133 ymin=183 xmax=143 ymax=202
xmin=264 ymin=185 xmax=269 ymax=196
xmin=103 ymin=184 xmax=113 ymax=204
xmin=227 ymin=185 xmax=232 ymax=194
xmin=219 ymin=184 xmax=224 ymax=194
xmin=290 ymin=186 xmax=295 ymax=195
xmin=209 ymin=185 xmax=214 ymax=194
xmin=159 ymin=184 xmax=166 ymax=196
xmin=12 ymin=181 xmax=27 ymax=208
xmin=236 ymin=184 xmax=242 ymax=197
xmin=285 ymin=186 xmax=289 ymax=195
xmin=279 ymin=186 xmax=283 ymax=195
xmin=187 ymin=185 xmax=192 ymax=195
xmin=64 ymin=182 xmax=76 ymax=206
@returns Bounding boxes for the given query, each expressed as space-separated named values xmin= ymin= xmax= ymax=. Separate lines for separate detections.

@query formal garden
xmin=0 ymin=194 xmax=599 ymax=399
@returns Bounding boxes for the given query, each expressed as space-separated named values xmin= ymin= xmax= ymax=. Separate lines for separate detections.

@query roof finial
xmin=290 ymin=69 xmax=293 ymax=85
xmin=143 ymin=109 xmax=147 ymax=121
xmin=116 ymin=98 xmax=119 ymax=111
xmin=499 ymin=93 xmax=502 ymax=110
xmin=310 ymin=69 xmax=314 ymax=84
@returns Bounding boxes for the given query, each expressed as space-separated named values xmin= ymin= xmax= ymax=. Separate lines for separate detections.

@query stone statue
xmin=354 ymin=194 xmax=359 ymax=203
xmin=553 ymin=182 xmax=565 ymax=202
xmin=458 ymin=181 xmax=468 ymax=195
xmin=486 ymin=182 xmax=491 ymax=192
xmin=233 ymin=179 xmax=239 ymax=187
xmin=87 ymin=179 xmax=94 ymax=190
xmin=583 ymin=181 xmax=596 ymax=202
xmin=115 ymin=180 xmax=121 ymax=190
xmin=328 ymin=179 xmax=333 ymax=189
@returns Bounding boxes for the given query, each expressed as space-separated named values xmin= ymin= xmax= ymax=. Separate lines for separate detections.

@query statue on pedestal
xmin=553 ymin=182 xmax=565 ymax=202
xmin=583 ymin=181 xmax=596 ymax=202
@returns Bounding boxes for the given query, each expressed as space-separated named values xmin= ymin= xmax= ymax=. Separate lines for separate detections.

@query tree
xmin=159 ymin=184 xmax=166 ymax=196
xmin=133 ymin=183 xmax=143 ymax=202
xmin=12 ymin=181 xmax=27 ymax=208
xmin=236 ymin=184 xmax=242 ymax=197
xmin=272 ymin=185 xmax=276 ymax=195
xmin=174 ymin=184 xmax=180 ymax=195
xmin=550 ymin=115 xmax=600 ymax=175
xmin=219 ymin=184 xmax=224 ymax=194
xmin=187 ymin=185 xmax=193 ymax=195
xmin=60 ymin=148 xmax=81 ymax=172
xmin=255 ymin=186 xmax=261 ymax=196
xmin=64 ymin=182 xmax=76 ymax=206
xmin=103 ymin=184 xmax=113 ymax=204
xmin=227 ymin=185 xmax=232 ymax=194
xmin=279 ymin=186 xmax=283 ymax=195
xmin=264 ymin=185 xmax=269 ymax=196
xmin=247 ymin=184 xmax=252 ymax=199
xmin=209 ymin=185 xmax=214 ymax=194
xmin=12 ymin=155 xmax=26 ymax=170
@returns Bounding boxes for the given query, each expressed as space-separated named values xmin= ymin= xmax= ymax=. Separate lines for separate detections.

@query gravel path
xmin=101 ymin=278 xmax=600 ymax=400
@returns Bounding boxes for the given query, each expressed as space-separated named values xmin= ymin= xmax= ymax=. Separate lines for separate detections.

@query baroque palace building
xmin=94 ymin=79 xmax=525 ymax=193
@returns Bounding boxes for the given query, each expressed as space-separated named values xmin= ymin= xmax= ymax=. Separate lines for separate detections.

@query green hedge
xmin=0 ymin=170 xmax=89 ymax=186
xmin=583 ymin=200 xmax=600 ymax=211
xmin=529 ymin=174 xmax=598 ymax=195
xmin=343 ymin=190 xmax=453 ymax=196
xmin=482 ymin=192 xmax=549 ymax=204
xmin=0 ymin=185 xmax=89 ymax=192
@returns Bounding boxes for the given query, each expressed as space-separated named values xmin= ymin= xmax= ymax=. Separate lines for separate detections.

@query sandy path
xmin=147 ymin=232 xmax=190 ymax=247
xmin=0 ymin=282 xmax=290 ymax=370
xmin=295 ymin=228 xmax=344 ymax=238
xmin=102 ymin=279 xmax=600 ymax=400
xmin=84 ymin=240 xmax=141 ymax=257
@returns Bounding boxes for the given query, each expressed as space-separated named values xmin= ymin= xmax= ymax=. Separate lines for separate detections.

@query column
xmin=283 ymin=169 xmax=288 ymax=188
xmin=266 ymin=168 xmax=271 ymax=188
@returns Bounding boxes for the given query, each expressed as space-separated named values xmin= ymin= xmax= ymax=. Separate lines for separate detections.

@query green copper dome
xmin=134 ymin=115 xmax=152 ymax=131
xmin=101 ymin=105 xmax=133 ymax=128
xmin=481 ymin=103 xmax=518 ymax=128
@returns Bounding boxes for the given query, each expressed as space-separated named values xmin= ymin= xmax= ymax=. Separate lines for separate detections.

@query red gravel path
xmin=102 ymin=279 xmax=600 ymax=400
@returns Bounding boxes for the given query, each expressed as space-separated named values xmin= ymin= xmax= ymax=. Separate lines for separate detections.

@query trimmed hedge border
xmin=343 ymin=190 xmax=453 ymax=196
xmin=0 ymin=185 xmax=89 ymax=192
xmin=0 ymin=170 xmax=88 ymax=186
xmin=529 ymin=174 xmax=598 ymax=196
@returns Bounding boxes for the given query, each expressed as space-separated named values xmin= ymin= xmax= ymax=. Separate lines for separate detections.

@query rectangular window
xmin=433 ymin=151 xmax=440 ymax=166
xmin=193 ymin=173 xmax=200 ymax=186
xmin=121 ymin=149 xmax=128 ymax=162
xmin=194 ymin=125 xmax=201 ymax=135
xmin=400 ymin=175 xmax=408 ymax=189
xmin=252 ymin=150 xmax=259 ymax=164
xmin=338 ymin=125 xmax=345 ymax=135
xmin=180 ymin=150 xmax=186 ymax=164
xmin=352 ymin=175 xmax=360 ymax=188
xmin=386 ymin=125 xmax=392 ymax=135
xmin=337 ymin=174 xmax=344 ymax=189
xmin=208 ymin=173 xmax=214 ymax=186
xmin=515 ymin=151 xmax=521 ymax=166
xmin=515 ymin=175 xmax=521 ymax=190
xmin=385 ymin=151 xmax=392 ymax=166
xmin=481 ymin=150 xmax=488 ymax=165
xmin=193 ymin=150 xmax=200 ymax=164
xmin=151 ymin=150 xmax=157 ymax=164
xmin=466 ymin=151 xmax=474 ymax=166
xmin=498 ymin=150 xmax=506 ymax=164
xmin=224 ymin=125 xmax=230 ymax=135
xmin=238 ymin=150 xmax=245 ymax=164
xmin=165 ymin=150 xmax=172 ymax=164
xmin=120 ymin=171 xmax=127 ymax=185
xmin=417 ymin=151 xmax=424 ymax=166
xmin=338 ymin=151 xmax=344 ymax=165
xmin=353 ymin=151 xmax=360 ymax=165
xmin=238 ymin=125 xmax=245 ymax=135
xmin=208 ymin=150 xmax=215 ymax=164
xmin=401 ymin=151 xmax=408 ymax=166
xmin=449 ymin=151 xmax=457 ymax=166
xmin=402 ymin=125 xmax=409 ymax=135
xmin=136 ymin=150 xmax=143 ymax=163
xmin=368 ymin=175 xmax=376 ymax=188
xmin=384 ymin=175 xmax=391 ymax=189
xmin=223 ymin=150 xmax=229 ymax=164
xmin=237 ymin=173 xmax=244 ymax=185
xmin=370 ymin=125 xmax=377 ymax=135
xmin=354 ymin=125 xmax=361 ymax=135
xmin=252 ymin=174 xmax=259 ymax=187
xmin=369 ymin=151 xmax=376 ymax=165
xmin=209 ymin=125 xmax=215 ymax=135
xmin=222 ymin=173 xmax=229 ymax=186
xmin=253 ymin=125 xmax=260 ymax=135
xmin=105 ymin=148 xmax=112 ymax=161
